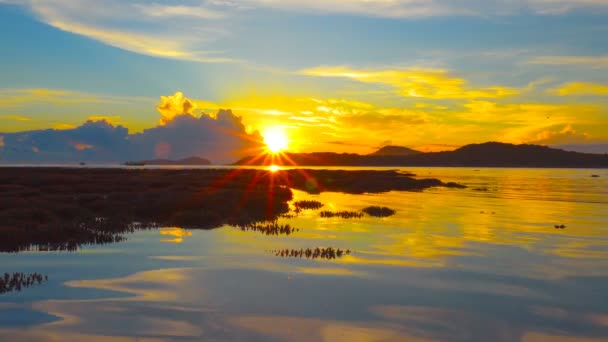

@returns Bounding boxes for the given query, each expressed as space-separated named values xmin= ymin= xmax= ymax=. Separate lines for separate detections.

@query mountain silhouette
xmin=235 ymin=142 xmax=607 ymax=168
xmin=369 ymin=145 xmax=421 ymax=156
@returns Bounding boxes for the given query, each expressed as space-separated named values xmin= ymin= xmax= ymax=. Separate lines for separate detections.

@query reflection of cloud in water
xmin=372 ymin=304 xmax=517 ymax=341
xmin=294 ymin=267 xmax=365 ymax=277
xmin=159 ymin=227 xmax=192 ymax=243
xmin=62 ymin=268 xmax=191 ymax=302
xmin=149 ymin=255 xmax=203 ymax=261
xmin=522 ymin=332 xmax=608 ymax=342
xmin=287 ymin=179 xmax=608 ymax=279
xmin=0 ymin=329 xmax=166 ymax=342
xmin=228 ymin=315 xmax=432 ymax=342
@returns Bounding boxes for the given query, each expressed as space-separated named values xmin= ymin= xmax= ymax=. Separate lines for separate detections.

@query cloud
xmin=0 ymin=88 xmax=150 ymax=108
xmin=0 ymin=93 xmax=263 ymax=164
xmin=459 ymin=100 xmax=602 ymax=125
xmin=157 ymin=92 xmax=197 ymax=124
xmin=343 ymin=111 xmax=429 ymax=128
xmin=549 ymin=82 xmax=608 ymax=96
xmin=0 ymin=119 xmax=130 ymax=162
xmin=0 ymin=115 xmax=32 ymax=121
xmin=527 ymin=124 xmax=591 ymax=145
xmin=12 ymin=0 xmax=235 ymax=63
xmin=130 ymin=108 xmax=263 ymax=163
xmin=300 ymin=66 xmax=519 ymax=99
xmin=133 ymin=4 xmax=224 ymax=19
xmin=232 ymin=0 xmax=608 ymax=17
xmin=0 ymin=136 xmax=4 ymax=148
xmin=527 ymin=55 xmax=608 ymax=68
xmin=4 ymin=1 xmax=607 ymax=67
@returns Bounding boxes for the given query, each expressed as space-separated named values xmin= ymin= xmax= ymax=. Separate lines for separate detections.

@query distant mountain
xmin=126 ymin=156 xmax=211 ymax=165
xmin=234 ymin=142 xmax=608 ymax=168
xmin=369 ymin=145 xmax=421 ymax=156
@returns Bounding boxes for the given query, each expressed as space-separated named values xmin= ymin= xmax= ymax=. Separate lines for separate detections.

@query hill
xmin=234 ymin=142 xmax=608 ymax=168
xmin=369 ymin=145 xmax=421 ymax=156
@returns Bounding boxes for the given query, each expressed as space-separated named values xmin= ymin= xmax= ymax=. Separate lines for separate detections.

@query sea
xmin=1 ymin=167 xmax=607 ymax=341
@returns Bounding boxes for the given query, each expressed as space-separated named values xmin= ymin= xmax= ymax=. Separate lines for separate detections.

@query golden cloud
xmin=157 ymin=92 xmax=198 ymax=124
xmin=460 ymin=101 xmax=602 ymax=125
xmin=0 ymin=115 xmax=32 ymax=121
xmin=527 ymin=124 xmax=591 ymax=145
xmin=549 ymin=82 xmax=608 ymax=96
xmin=0 ymin=88 xmax=153 ymax=109
xmin=300 ymin=66 xmax=520 ymax=99
xmin=54 ymin=123 xmax=77 ymax=130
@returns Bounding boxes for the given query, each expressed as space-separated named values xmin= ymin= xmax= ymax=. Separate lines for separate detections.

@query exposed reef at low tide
xmin=0 ymin=168 xmax=464 ymax=252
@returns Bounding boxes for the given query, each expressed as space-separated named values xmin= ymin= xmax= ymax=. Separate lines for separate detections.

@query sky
xmin=0 ymin=0 xmax=607 ymax=158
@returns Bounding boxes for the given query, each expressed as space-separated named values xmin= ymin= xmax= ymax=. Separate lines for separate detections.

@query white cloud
xmin=5 ymin=0 xmax=607 ymax=64
xmin=235 ymin=0 xmax=608 ymax=17
xmin=16 ymin=0 xmax=236 ymax=62
xmin=527 ymin=55 xmax=608 ymax=68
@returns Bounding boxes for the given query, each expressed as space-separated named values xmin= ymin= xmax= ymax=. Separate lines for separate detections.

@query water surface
xmin=1 ymin=167 xmax=607 ymax=341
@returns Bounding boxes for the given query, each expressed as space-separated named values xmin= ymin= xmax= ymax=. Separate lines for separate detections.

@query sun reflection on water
xmin=1 ymin=168 xmax=607 ymax=341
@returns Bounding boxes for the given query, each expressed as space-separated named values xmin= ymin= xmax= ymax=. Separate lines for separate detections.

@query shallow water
xmin=1 ymin=167 xmax=607 ymax=341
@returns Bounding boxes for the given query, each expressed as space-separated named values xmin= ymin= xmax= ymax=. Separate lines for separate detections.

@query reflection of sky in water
xmin=1 ymin=168 xmax=607 ymax=341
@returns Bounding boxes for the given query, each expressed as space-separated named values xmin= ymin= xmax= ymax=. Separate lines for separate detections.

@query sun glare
xmin=262 ymin=126 xmax=289 ymax=153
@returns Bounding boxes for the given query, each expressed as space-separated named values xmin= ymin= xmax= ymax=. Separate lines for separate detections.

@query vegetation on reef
xmin=234 ymin=221 xmax=300 ymax=236
xmin=272 ymin=247 xmax=351 ymax=260
xmin=320 ymin=211 xmax=364 ymax=219
xmin=362 ymin=206 xmax=396 ymax=217
xmin=282 ymin=169 xmax=464 ymax=194
xmin=293 ymin=200 xmax=324 ymax=212
xmin=0 ymin=168 xmax=463 ymax=252
xmin=1 ymin=272 xmax=48 ymax=294
xmin=0 ymin=168 xmax=292 ymax=252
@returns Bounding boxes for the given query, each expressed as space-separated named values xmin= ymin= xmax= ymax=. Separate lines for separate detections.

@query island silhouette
xmin=235 ymin=142 xmax=608 ymax=168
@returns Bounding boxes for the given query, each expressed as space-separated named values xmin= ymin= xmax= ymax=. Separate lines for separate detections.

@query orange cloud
xmin=54 ymin=123 xmax=77 ymax=130
xmin=0 ymin=136 xmax=4 ymax=148
xmin=157 ymin=91 xmax=198 ymax=124
xmin=549 ymin=82 xmax=608 ymax=96
xmin=527 ymin=124 xmax=591 ymax=145
xmin=0 ymin=114 xmax=32 ymax=121
xmin=300 ymin=66 xmax=520 ymax=99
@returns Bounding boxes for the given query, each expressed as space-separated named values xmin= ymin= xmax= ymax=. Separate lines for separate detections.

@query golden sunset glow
xmin=262 ymin=126 xmax=289 ymax=153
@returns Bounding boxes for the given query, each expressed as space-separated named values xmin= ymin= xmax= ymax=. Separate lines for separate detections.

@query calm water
xmin=1 ymin=167 xmax=607 ymax=341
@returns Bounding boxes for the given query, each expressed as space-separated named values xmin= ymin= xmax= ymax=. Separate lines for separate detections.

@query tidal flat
xmin=0 ymin=167 xmax=456 ymax=252
xmin=0 ymin=167 xmax=607 ymax=341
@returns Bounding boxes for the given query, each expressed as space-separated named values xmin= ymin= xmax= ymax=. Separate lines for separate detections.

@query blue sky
xmin=1 ymin=0 xmax=607 ymax=153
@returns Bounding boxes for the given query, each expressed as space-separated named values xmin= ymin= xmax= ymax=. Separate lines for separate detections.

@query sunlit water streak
xmin=0 ymin=167 xmax=607 ymax=341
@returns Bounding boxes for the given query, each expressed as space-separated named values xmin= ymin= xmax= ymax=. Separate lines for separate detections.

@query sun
xmin=262 ymin=126 xmax=289 ymax=153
